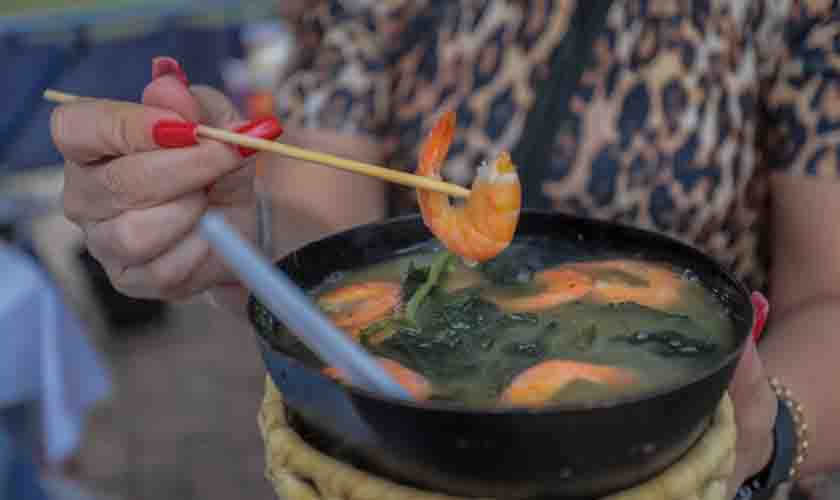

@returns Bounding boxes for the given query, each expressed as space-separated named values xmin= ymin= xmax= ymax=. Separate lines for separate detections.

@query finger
xmin=142 ymin=71 xmax=204 ymax=123
xmin=63 ymin=141 xmax=240 ymax=221
xmin=142 ymin=66 xmax=242 ymax=129
xmin=84 ymin=192 xmax=207 ymax=267
xmin=112 ymin=232 xmax=232 ymax=301
xmin=207 ymin=160 xmax=255 ymax=204
xmin=51 ymin=99 xmax=184 ymax=164
xmin=191 ymin=85 xmax=243 ymax=127
xmin=110 ymin=207 xmax=257 ymax=301
xmin=107 ymin=231 xmax=213 ymax=300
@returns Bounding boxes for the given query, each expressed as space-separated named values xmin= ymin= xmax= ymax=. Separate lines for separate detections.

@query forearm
xmin=266 ymin=128 xmax=388 ymax=236
xmin=759 ymin=296 xmax=840 ymax=476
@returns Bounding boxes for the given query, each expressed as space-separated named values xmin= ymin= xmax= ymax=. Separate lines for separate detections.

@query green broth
xmin=274 ymin=241 xmax=737 ymax=408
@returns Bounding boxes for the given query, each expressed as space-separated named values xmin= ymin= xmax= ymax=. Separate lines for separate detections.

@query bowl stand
xmin=258 ymin=377 xmax=736 ymax=500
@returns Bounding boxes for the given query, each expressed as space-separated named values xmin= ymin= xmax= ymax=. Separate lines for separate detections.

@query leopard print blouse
xmin=274 ymin=0 xmax=840 ymax=292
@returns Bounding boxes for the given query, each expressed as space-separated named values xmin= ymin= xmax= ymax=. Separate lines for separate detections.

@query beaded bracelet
xmin=768 ymin=377 xmax=809 ymax=480
xmin=736 ymin=377 xmax=811 ymax=500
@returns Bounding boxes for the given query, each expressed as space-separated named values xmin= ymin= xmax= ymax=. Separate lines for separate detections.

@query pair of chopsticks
xmin=42 ymin=89 xmax=470 ymax=199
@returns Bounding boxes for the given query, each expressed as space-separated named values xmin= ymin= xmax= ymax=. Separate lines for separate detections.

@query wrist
xmin=768 ymin=378 xmax=810 ymax=480
xmin=750 ymin=425 xmax=776 ymax=483
xmin=738 ymin=378 xmax=810 ymax=499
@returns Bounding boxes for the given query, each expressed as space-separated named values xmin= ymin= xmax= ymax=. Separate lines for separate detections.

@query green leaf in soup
xmin=604 ymin=302 xmax=697 ymax=331
xmin=501 ymin=341 xmax=545 ymax=358
xmin=419 ymin=290 xmax=501 ymax=333
xmin=402 ymin=261 xmax=430 ymax=302
xmin=404 ymin=251 xmax=455 ymax=323
xmin=538 ymin=322 xmax=599 ymax=353
xmin=359 ymin=317 xmax=418 ymax=347
xmin=370 ymin=327 xmax=481 ymax=380
xmin=371 ymin=290 xmax=521 ymax=382
xmin=498 ymin=312 xmax=540 ymax=327
xmin=611 ymin=329 xmax=718 ymax=358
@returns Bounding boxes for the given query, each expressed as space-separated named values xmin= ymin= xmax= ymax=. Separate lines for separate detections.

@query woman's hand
xmin=726 ymin=335 xmax=779 ymax=498
xmin=51 ymin=58 xmax=259 ymax=306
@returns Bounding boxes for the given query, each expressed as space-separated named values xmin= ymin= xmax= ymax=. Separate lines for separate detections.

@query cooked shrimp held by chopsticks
xmin=415 ymin=111 xmax=522 ymax=264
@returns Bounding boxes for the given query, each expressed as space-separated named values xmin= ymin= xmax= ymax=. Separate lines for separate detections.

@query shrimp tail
xmin=418 ymin=110 xmax=456 ymax=178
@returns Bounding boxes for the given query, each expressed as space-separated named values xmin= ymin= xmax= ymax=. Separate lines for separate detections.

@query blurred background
xmin=0 ymin=1 xmax=301 ymax=499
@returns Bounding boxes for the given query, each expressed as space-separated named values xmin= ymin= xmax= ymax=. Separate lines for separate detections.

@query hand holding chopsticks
xmin=43 ymin=89 xmax=470 ymax=199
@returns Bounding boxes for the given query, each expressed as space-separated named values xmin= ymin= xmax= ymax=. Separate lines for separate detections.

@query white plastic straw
xmin=198 ymin=211 xmax=413 ymax=401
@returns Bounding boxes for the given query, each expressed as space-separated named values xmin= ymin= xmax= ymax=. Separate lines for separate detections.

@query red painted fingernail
xmin=750 ymin=291 xmax=769 ymax=342
xmin=153 ymin=120 xmax=199 ymax=148
xmin=233 ymin=117 xmax=284 ymax=158
xmin=152 ymin=56 xmax=189 ymax=86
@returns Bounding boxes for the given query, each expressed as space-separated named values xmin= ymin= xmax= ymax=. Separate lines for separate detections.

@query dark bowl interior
xmin=248 ymin=210 xmax=754 ymax=498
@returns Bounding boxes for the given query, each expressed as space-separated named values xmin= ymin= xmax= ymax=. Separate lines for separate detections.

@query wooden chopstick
xmin=43 ymin=89 xmax=471 ymax=199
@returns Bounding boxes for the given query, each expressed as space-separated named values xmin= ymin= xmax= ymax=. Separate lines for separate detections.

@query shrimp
xmin=317 ymin=282 xmax=402 ymax=339
xmin=500 ymin=360 xmax=639 ymax=407
xmin=488 ymin=268 xmax=594 ymax=312
xmin=323 ymin=357 xmax=433 ymax=400
xmin=416 ymin=110 xmax=522 ymax=263
xmin=570 ymin=259 xmax=683 ymax=309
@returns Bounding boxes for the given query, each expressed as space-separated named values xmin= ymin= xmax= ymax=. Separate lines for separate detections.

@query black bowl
xmin=248 ymin=210 xmax=754 ymax=499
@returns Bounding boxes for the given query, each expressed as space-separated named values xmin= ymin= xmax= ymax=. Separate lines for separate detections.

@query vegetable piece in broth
xmin=612 ymin=330 xmax=718 ymax=358
xmin=404 ymin=251 xmax=454 ymax=322
xmin=368 ymin=292 xmax=503 ymax=381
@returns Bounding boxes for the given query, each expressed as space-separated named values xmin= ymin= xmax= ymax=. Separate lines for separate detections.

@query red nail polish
xmin=152 ymin=56 xmax=189 ymax=86
xmin=153 ymin=120 xmax=198 ymax=148
xmin=233 ymin=117 xmax=284 ymax=157
xmin=750 ymin=291 xmax=769 ymax=342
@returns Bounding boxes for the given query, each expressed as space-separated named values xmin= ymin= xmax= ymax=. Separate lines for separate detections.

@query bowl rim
xmin=248 ymin=209 xmax=754 ymax=415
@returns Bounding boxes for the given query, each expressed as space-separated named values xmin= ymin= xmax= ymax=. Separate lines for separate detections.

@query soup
xmin=269 ymin=238 xmax=736 ymax=409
